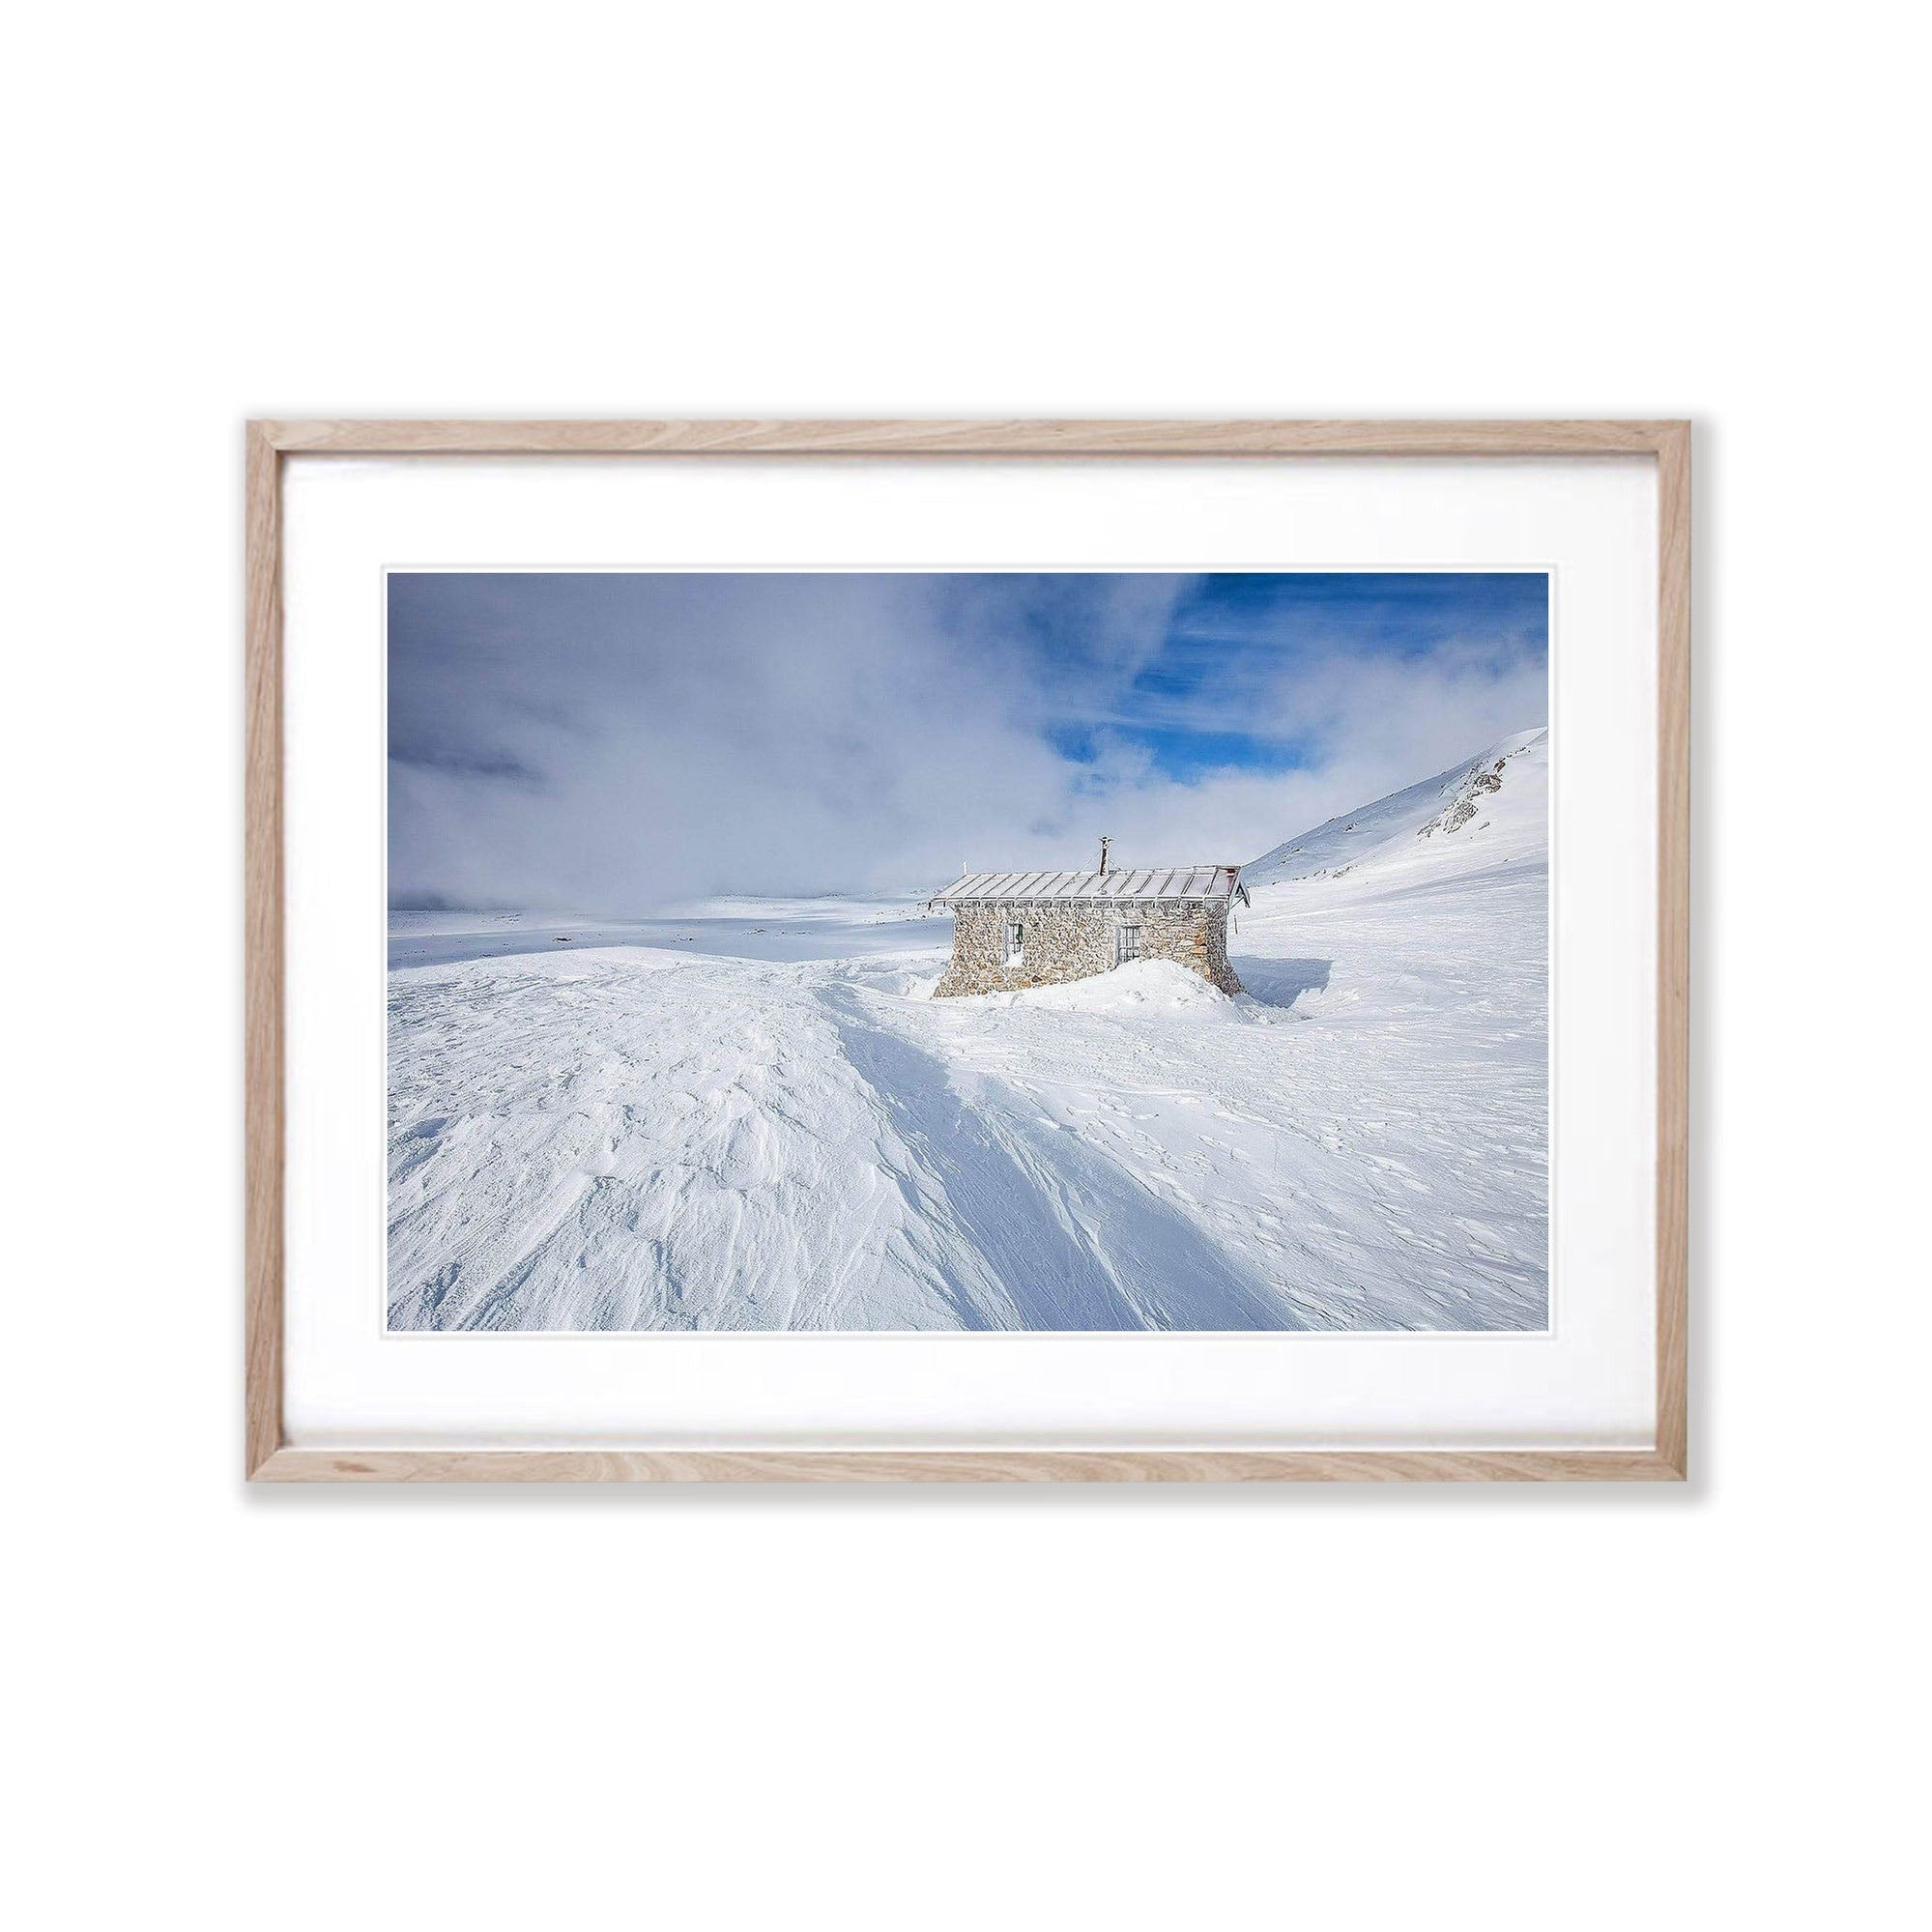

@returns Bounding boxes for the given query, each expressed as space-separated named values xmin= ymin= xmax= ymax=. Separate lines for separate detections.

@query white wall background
xmin=7 ymin=5 xmax=1924 ymax=1928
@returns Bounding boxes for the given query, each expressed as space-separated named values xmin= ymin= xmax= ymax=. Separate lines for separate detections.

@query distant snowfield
xmin=388 ymin=730 xmax=1549 ymax=1332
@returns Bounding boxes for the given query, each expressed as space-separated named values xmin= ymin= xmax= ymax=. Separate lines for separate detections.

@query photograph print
xmin=388 ymin=569 xmax=1549 ymax=1334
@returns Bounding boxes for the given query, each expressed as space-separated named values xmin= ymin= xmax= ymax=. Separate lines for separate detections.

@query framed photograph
xmin=246 ymin=419 xmax=1688 ymax=1482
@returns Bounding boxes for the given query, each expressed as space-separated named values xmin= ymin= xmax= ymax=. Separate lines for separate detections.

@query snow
xmin=388 ymin=896 xmax=939 ymax=971
xmin=388 ymin=729 xmax=1549 ymax=1332
xmin=966 ymin=958 xmax=1241 ymax=1019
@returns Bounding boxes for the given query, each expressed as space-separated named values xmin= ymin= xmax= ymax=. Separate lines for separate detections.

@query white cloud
xmin=389 ymin=572 xmax=1545 ymax=909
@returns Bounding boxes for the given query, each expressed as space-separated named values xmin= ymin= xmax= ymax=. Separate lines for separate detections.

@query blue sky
xmin=389 ymin=571 xmax=1547 ymax=909
xmin=1033 ymin=573 xmax=1547 ymax=780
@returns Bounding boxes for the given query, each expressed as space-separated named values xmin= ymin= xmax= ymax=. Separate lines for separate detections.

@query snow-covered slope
xmin=1246 ymin=727 xmax=1547 ymax=894
xmin=387 ymin=729 xmax=1550 ymax=1334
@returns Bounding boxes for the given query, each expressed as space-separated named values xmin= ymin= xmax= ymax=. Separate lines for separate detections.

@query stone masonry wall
xmin=933 ymin=900 xmax=1242 ymax=997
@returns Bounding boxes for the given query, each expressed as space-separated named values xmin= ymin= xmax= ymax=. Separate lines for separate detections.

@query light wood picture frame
xmin=245 ymin=418 xmax=1689 ymax=1483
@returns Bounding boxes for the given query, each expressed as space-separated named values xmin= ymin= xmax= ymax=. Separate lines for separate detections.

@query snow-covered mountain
xmin=386 ymin=728 xmax=1551 ymax=1335
xmin=1245 ymin=727 xmax=1548 ymax=895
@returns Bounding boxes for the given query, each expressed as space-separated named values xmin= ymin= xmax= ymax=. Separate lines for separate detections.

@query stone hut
xmin=929 ymin=850 xmax=1250 ymax=998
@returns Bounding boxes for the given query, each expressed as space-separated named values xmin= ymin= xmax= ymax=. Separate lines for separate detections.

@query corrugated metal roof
xmin=931 ymin=865 xmax=1243 ymax=905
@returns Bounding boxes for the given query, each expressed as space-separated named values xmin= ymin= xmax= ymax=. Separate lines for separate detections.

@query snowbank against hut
xmin=959 ymin=957 xmax=1249 ymax=1020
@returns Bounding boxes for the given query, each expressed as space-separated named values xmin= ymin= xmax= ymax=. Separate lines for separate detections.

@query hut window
xmin=1115 ymin=924 xmax=1143 ymax=966
xmin=1004 ymin=921 xmax=1024 ymax=965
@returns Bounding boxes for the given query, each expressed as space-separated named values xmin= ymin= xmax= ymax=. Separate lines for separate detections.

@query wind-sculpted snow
xmin=388 ymin=730 xmax=1549 ymax=1331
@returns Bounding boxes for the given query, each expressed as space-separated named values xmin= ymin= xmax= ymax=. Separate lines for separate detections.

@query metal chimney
xmin=1099 ymin=835 xmax=1111 ymax=878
